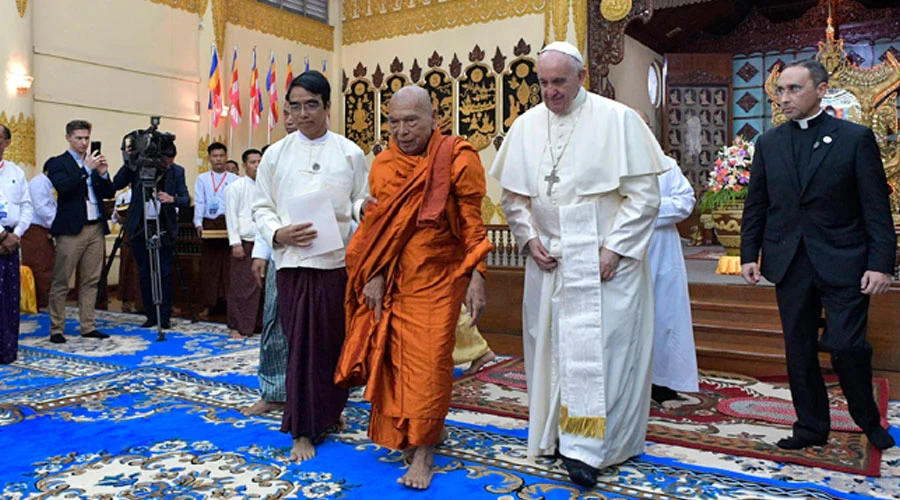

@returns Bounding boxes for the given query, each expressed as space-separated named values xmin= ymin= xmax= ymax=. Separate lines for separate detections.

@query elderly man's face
xmin=388 ymin=97 xmax=435 ymax=156
xmin=537 ymin=51 xmax=586 ymax=115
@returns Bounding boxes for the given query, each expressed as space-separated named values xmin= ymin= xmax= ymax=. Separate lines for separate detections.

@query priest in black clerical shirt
xmin=739 ymin=59 xmax=896 ymax=451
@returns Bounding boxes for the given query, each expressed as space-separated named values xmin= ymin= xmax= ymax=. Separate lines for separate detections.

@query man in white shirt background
xmin=21 ymin=163 xmax=56 ymax=309
xmin=225 ymin=148 xmax=264 ymax=339
xmin=0 ymin=123 xmax=33 ymax=363
xmin=193 ymin=142 xmax=238 ymax=319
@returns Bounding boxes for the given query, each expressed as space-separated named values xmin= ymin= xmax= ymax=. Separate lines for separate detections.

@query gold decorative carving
xmin=212 ymin=0 xmax=227 ymax=54
xmin=600 ymin=0 xmax=632 ymax=21
xmin=458 ymin=64 xmax=498 ymax=151
xmin=345 ymin=79 xmax=376 ymax=154
xmin=421 ymin=70 xmax=454 ymax=135
xmin=227 ymin=0 xmax=334 ymax=51
xmin=146 ymin=0 xmax=207 ymax=15
xmin=16 ymin=0 xmax=27 ymax=17
xmin=574 ymin=0 xmax=588 ymax=52
xmin=482 ymin=196 xmax=508 ymax=225
xmin=197 ymin=134 xmax=225 ymax=173
xmin=342 ymin=0 xmax=547 ymax=45
xmin=380 ymin=74 xmax=409 ymax=145
xmin=0 ymin=112 xmax=35 ymax=166
xmin=552 ymin=0 xmax=569 ymax=41
xmin=502 ymin=57 xmax=541 ymax=133
xmin=765 ymin=17 xmax=900 ymax=210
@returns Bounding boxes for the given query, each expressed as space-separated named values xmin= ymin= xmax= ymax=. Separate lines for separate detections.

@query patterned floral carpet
xmin=1 ymin=309 xmax=898 ymax=499
xmin=454 ymin=358 xmax=890 ymax=476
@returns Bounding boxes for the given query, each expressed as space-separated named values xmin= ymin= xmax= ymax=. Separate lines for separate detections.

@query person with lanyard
xmin=193 ymin=142 xmax=238 ymax=319
xmin=46 ymin=119 xmax=115 ymax=344
xmin=21 ymin=162 xmax=57 ymax=310
xmin=0 ymin=123 xmax=33 ymax=363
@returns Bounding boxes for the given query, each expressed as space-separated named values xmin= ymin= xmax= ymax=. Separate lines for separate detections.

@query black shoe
xmin=560 ymin=455 xmax=598 ymax=488
xmin=81 ymin=330 xmax=110 ymax=339
xmin=141 ymin=319 xmax=158 ymax=328
xmin=865 ymin=427 xmax=895 ymax=450
xmin=162 ymin=320 xmax=172 ymax=329
xmin=49 ymin=333 xmax=67 ymax=344
xmin=651 ymin=384 xmax=680 ymax=405
xmin=776 ymin=434 xmax=828 ymax=450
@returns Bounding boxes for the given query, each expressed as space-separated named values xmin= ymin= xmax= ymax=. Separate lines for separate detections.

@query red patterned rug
xmin=451 ymin=357 xmax=888 ymax=476
xmin=683 ymin=249 xmax=725 ymax=261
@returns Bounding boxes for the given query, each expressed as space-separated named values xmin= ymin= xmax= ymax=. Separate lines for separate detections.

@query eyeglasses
xmin=773 ymin=84 xmax=810 ymax=98
xmin=287 ymin=100 xmax=323 ymax=113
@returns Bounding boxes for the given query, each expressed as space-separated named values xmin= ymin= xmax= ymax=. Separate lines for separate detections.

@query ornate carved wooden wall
xmin=586 ymin=0 xmax=653 ymax=98
xmin=343 ymin=39 xmax=542 ymax=156
xmin=663 ymin=53 xmax=733 ymax=194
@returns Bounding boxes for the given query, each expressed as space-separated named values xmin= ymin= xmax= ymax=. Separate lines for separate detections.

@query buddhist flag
xmin=285 ymin=54 xmax=294 ymax=94
xmin=267 ymin=51 xmax=279 ymax=131
xmin=228 ymin=46 xmax=243 ymax=129
xmin=322 ymin=58 xmax=327 ymax=78
xmin=208 ymin=45 xmax=223 ymax=128
xmin=249 ymin=48 xmax=262 ymax=130
xmin=304 ymin=55 xmax=310 ymax=72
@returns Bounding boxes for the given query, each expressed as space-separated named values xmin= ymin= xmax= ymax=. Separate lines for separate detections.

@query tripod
xmin=99 ymin=169 xmax=196 ymax=341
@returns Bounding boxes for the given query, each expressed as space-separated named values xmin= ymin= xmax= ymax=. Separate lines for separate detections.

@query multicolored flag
xmin=228 ymin=46 xmax=243 ymax=129
xmin=249 ymin=48 xmax=262 ymax=130
xmin=304 ymin=55 xmax=310 ymax=72
xmin=322 ymin=58 xmax=327 ymax=78
xmin=208 ymin=45 xmax=223 ymax=128
xmin=285 ymin=54 xmax=294 ymax=94
xmin=267 ymin=52 xmax=279 ymax=131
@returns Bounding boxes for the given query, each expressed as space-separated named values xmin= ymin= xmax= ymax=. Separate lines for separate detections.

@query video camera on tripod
xmin=121 ymin=116 xmax=176 ymax=188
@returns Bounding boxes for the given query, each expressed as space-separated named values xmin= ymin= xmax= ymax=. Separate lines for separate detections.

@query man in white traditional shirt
xmin=490 ymin=41 xmax=665 ymax=487
xmin=225 ymin=148 xmax=264 ymax=339
xmin=252 ymin=71 xmax=368 ymax=462
xmin=193 ymin=142 xmax=238 ymax=319
xmin=22 ymin=163 xmax=57 ymax=309
xmin=0 ymin=123 xmax=33 ymax=363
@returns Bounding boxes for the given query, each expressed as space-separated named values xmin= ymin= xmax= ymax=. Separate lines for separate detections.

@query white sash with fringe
xmin=558 ymin=202 xmax=606 ymax=438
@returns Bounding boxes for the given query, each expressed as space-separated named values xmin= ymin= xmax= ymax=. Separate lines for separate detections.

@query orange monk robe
xmin=336 ymin=129 xmax=492 ymax=450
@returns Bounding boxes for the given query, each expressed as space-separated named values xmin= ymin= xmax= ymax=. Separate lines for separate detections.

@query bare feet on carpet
xmin=198 ymin=308 xmax=210 ymax=320
xmin=402 ymin=428 xmax=448 ymax=464
xmin=290 ymin=437 xmax=316 ymax=462
xmin=462 ymin=349 xmax=496 ymax=375
xmin=229 ymin=329 xmax=247 ymax=340
xmin=398 ymin=445 xmax=435 ymax=489
xmin=240 ymin=399 xmax=283 ymax=416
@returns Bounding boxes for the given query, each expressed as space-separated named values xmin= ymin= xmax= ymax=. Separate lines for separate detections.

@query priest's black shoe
xmin=776 ymin=435 xmax=828 ymax=450
xmin=141 ymin=319 xmax=157 ymax=328
xmin=560 ymin=455 xmax=598 ymax=488
xmin=49 ymin=333 xmax=67 ymax=344
xmin=81 ymin=330 xmax=110 ymax=339
xmin=162 ymin=320 xmax=172 ymax=329
xmin=865 ymin=427 xmax=895 ymax=450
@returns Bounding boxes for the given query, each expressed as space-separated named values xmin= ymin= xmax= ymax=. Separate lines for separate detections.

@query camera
xmin=121 ymin=116 xmax=176 ymax=187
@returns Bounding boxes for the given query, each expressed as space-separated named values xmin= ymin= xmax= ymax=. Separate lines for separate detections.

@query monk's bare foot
xmin=397 ymin=445 xmax=435 ymax=489
xmin=240 ymin=399 xmax=284 ymax=416
xmin=290 ymin=437 xmax=316 ymax=462
xmin=462 ymin=350 xmax=496 ymax=375
xmin=198 ymin=308 xmax=210 ymax=320
xmin=229 ymin=329 xmax=247 ymax=340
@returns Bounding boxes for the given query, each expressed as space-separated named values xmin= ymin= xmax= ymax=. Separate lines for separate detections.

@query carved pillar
xmin=587 ymin=0 xmax=653 ymax=99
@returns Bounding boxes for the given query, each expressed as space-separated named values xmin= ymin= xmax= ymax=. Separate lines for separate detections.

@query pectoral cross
xmin=544 ymin=168 xmax=560 ymax=196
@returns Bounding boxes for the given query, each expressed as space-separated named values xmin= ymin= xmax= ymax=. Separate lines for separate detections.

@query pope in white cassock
xmin=647 ymin=157 xmax=699 ymax=404
xmin=489 ymin=41 xmax=666 ymax=487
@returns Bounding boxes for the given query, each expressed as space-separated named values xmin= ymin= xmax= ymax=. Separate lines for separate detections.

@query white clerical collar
xmin=793 ymin=109 xmax=823 ymax=130
xmin=297 ymin=130 xmax=330 ymax=144
xmin=561 ymin=88 xmax=588 ymax=116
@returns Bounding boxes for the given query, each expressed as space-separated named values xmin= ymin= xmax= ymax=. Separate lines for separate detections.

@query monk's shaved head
xmin=391 ymin=86 xmax=433 ymax=116
xmin=388 ymin=85 xmax=436 ymax=156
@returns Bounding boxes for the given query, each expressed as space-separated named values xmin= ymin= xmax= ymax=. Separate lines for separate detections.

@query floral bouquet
xmin=698 ymin=136 xmax=755 ymax=212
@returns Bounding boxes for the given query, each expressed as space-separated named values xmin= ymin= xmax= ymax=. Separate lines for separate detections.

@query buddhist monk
xmin=335 ymin=86 xmax=493 ymax=490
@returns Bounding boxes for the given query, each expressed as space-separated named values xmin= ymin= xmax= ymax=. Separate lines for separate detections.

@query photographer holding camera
xmin=113 ymin=134 xmax=190 ymax=329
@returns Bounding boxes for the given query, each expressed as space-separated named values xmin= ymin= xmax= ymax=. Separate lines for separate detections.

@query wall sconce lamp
xmin=9 ymin=73 xmax=33 ymax=94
